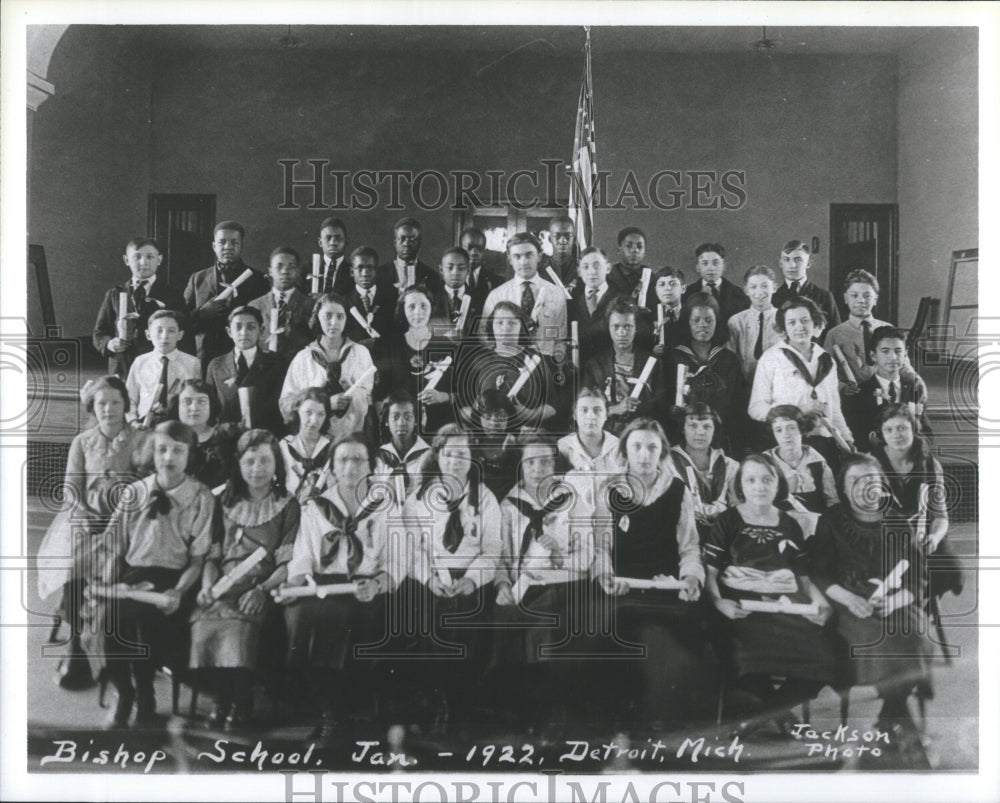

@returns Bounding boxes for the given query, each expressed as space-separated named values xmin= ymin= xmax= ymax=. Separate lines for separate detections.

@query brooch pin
xmin=619 ymin=514 xmax=630 ymax=532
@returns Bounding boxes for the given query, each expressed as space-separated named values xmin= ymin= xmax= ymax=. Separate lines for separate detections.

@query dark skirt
xmin=189 ymin=593 xmax=268 ymax=670
xmin=831 ymin=601 xmax=932 ymax=692
xmin=403 ymin=578 xmax=493 ymax=664
xmin=283 ymin=573 xmax=384 ymax=671
xmin=725 ymin=610 xmax=836 ymax=685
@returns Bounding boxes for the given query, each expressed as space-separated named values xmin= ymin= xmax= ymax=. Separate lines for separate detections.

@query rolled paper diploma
xmin=620 ymin=576 xmax=686 ymax=591
xmin=237 ymin=386 xmax=253 ymax=428
xmin=511 ymin=573 xmax=534 ymax=604
xmin=268 ymin=308 xmax=280 ymax=351
xmin=211 ymin=546 xmax=267 ymax=598
xmin=119 ymin=291 xmax=130 ymax=322
xmin=818 ymin=414 xmax=853 ymax=454
xmin=350 ymin=306 xmax=379 ymax=338
xmin=437 ymin=567 xmax=453 ymax=588
xmin=570 ymin=321 xmax=580 ymax=373
xmin=546 ymin=266 xmax=573 ymax=300
xmin=831 ymin=344 xmax=857 ymax=384
xmin=739 ymin=597 xmax=819 ymax=616
xmin=630 ymin=356 xmax=657 ymax=399
xmin=675 ymin=364 xmax=687 ymax=406
xmin=211 ymin=483 xmax=226 ymax=496
xmin=311 ymin=254 xmax=322 ymax=295
xmin=786 ymin=494 xmax=809 ymax=513
xmin=507 ymin=353 xmax=542 ymax=399
xmin=342 ymin=365 xmax=378 ymax=398
xmin=215 ymin=268 xmax=253 ymax=302
xmin=638 ymin=268 xmax=651 ymax=308
xmin=685 ymin=466 xmax=703 ymax=506
xmin=914 ymin=482 xmax=929 ymax=544
xmin=868 ymin=559 xmax=909 ymax=604
xmin=454 ymin=295 xmax=471 ymax=332
xmin=144 ymin=384 xmax=164 ymax=426
xmin=394 ymin=474 xmax=406 ymax=508
xmin=423 ymin=355 xmax=452 ymax=392
xmin=657 ymin=305 xmax=665 ymax=345
xmin=272 ymin=581 xmax=359 ymax=602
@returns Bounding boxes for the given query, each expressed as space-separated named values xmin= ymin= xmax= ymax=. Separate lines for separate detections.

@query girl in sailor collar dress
xmin=765 ymin=404 xmax=838 ymax=515
xmin=493 ymin=436 xmax=598 ymax=733
xmin=593 ymin=418 xmax=707 ymax=729
xmin=279 ymin=293 xmax=376 ymax=442
xmin=403 ymin=425 xmax=503 ymax=731
xmin=276 ymin=434 xmax=401 ymax=741
xmin=557 ymin=387 xmax=624 ymax=474
xmin=703 ymin=453 xmax=836 ymax=733
xmin=279 ymin=388 xmax=333 ymax=500
xmin=669 ymin=402 xmax=739 ymax=541
xmin=92 ymin=421 xmax=214 ymax=728
xmin=190 ymin=430 xmax=300 ymax=729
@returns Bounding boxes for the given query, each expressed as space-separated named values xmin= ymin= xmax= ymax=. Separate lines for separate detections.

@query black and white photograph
xmin=2 ymin=2 xmax=997 ymax=801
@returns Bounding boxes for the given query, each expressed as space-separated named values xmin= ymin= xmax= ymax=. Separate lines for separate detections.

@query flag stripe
xmin=568 ymin=32 xmax=595 ymax=251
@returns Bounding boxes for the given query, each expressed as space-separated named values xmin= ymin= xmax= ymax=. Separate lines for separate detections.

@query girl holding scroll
xmin=276 ymin=434 xmax=400 ymax=743
xmin=593 ymin=418 xmax=707 ymax=730
xmin=662 ymin=292 xmax=747 ymax=454
xmin=809 ymin=454 xmax=931 ymax=763
xmin=493 ymin=436 xmax=596 ymax=734
xmin=279 ymin=293 xmax=376 ymax=442
xmin=190 ymin=430 xmax=300 ymax=730
xmin=703 ymin=453 xmax=835 ymax=735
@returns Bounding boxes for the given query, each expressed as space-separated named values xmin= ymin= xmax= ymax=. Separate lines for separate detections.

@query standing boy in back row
xmin=771 ymin=239 xmax=841 ymax=339
xmin=682 ymin=242 xmax=749 ymax=325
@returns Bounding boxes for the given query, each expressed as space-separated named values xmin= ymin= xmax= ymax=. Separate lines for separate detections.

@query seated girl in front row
xmin=95 ymin=421 xmax=214 ymax=728
xmin=703 ymin=453 xmax=836 ymax=734
xmin=189 ymin=429 xmax=300 ymax=730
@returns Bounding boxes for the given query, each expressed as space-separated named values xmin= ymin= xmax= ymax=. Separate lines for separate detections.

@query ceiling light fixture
xmin=275 ymin=25 xmax=304 ymax=50
xmin=751 ymin=26 xmax=777 ymax=53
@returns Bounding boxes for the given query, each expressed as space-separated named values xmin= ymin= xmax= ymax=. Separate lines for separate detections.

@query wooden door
xmin=829 ymin=203 xmax=898 ymax=324
xmin=147 ymin=194 xmax=217 ymax=290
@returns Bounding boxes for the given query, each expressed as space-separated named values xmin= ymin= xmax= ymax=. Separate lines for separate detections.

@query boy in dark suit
xmin=459 ymin=227 xmax=499 ymax=320
xmin=682 ymin=242 xmax=750 ymax=326
xmin=376 ymin=217 xmax=443 ymax=294
xmin=772 ymin=239 xmax=841 ymax=339
xmin=538 ymin=215 xmax=579 ymax=288
xmin=431 ymin=247 xmax=477 ymax=337
xmin=345 ymin=246 xmax=399 ymax=344
xmin=204 ymin=306 xmax=284 ymax=432
xmin=845 ymin=326 xmax=931 ymax=450
xmin=316 ymin=217 xmax=353 ymax=296
xmin=93 ymin=237 xmax=188 ymax=377
xmin=568 ymin=246 xmax=619 ymax=365
xmin=650 ymin=266 xmax=687 ymax=357
xmin=183 ymin=220 xmax=270 ymax=371
xmin=249 ymin=246 xmax=314 ymax=365
xmin=607 ymin=226 xmax=651 ymax=302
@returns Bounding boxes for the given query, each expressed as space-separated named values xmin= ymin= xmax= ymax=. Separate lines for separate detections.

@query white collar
xmin=874 ymin=373 xmax=900 ymax=393
xmin=382 ymin=435 xmax=430 ymax=462
xmin=849 ymin=315 xmax=876 ymax=328
xmin=286 ymin=433 xmax=331 ymax=458
xmin=133 ymin=276 xmax=156 ymax=291
xmin=235 ymin=346 xmax=257 ymax=364
xmin=154 ymin=348 xmax=178 ymax=361
xmin=273 ymin=287 xmax=292 ymax=301
xmin=584 ymin=282 xmax=608 ymax=297
xmin=447 ymin=285 xmax=466 ymax=298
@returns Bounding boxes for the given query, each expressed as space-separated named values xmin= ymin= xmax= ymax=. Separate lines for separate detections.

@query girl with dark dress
xmin=809 ymin=454 xmax=932 ymax=765
xmin=493 ymin=436 xmax=596 ymax=733
xmin=703 ymin=453 xmax=835 ymax=733
xmin=92 ymin=421 xmax=214 ymax=728
xmin=468 ymin=390 xmax=520 ymax=501
xmin=594 ymin=418 xmax=706 ymax=730
xmin=169 ymin=378 xmax=241 ymax=491
xmin=663 ymin=292 xmax=748 ymax=453
xmin=190 ymin=430 xmax=300 ymax=729
xmin=276 ymin=434 xmax=400 ymax=743
xmin=375 ymin=285 xmax=458 ymax=435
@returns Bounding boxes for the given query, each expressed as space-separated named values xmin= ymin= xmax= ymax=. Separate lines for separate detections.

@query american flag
xmin=568 ymin=27 xmax=595 ymax=251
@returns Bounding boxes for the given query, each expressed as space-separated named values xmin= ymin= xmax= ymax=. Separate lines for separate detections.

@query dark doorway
xmin=829 ymin=203 xmax=899 ymax=323
xmin=147 ymin=194 xmax=217 ymax=291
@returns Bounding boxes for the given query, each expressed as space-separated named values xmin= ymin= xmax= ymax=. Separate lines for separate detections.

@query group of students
xmin=38 ymin=213 xmax=956 ymax=753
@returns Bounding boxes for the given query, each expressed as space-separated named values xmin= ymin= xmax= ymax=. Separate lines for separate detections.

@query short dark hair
xmin=732 ymin=453 xmax=789 ymax=504
xmin=654 ymin=265 xmax=686 ymax=284
xmin=775 ymin=297 xmax=826 ymax=333
xmin=150 ymin=420 xmax=198 ymax=473
xmin=440 ymin=246 xmax=470 ymax=265
xmin=506 ymin=232 xmax=540 ymax=253
xmin=286 ymin=387 xmax=331 ymax=435
xmin=393 ymin=217 xmax=422 ymax=233
xmin=222 ymin=429 xmax=287 ymax=507
xmin=394 ymin=285 xmax=435 ymax=332
xmin=579 ymin=245 xmax=609 ymax=263
xmin=869 ymin=325 xmax=907 ymax=353
xmin=781 ymin=239 xmax=809 ymax=255
xmin=874 ymin=402 xmax=929 ymax=464
xmin=167 ymin=378 xmax=220 ymax=424
xmin=678 ymin=291 xmax=728 ymax=347
xmin=484 ymin=301 xmax=532 ymax=347
xmin=147 ymin=309 xmax=182 ymax=328
xmin=320 ymin=217 xmax=347 ymax=235
xmin=349 ymin=245 xmax=379 ymax=264
xmin=765 ymin=404 xmax=806 ymax=428
xmin=125 ymin=237 xmax=161 ymax=254
xmin=227 ymin=305 xmax=263 ymax=325
xmin=309 ymin=292 xmax=349 ymax=337
xmin=82 ymin=375 xmax=129 ymax=414
xmin=675 ymin=402 xmax=723 ymax=449
xmin=617 ymin=226 xmax=646 ymax=246
xmin=606 ymin=296 xmax=638 ymax=328
xmin=269 ymin=245 xmax=300 ymax=264
xmin=835 ymin=453 xmax=890 ymax=512
xmin=331 ymin=432 xmax=376 ymax=472
xmin=695 ymin=243 xmax=725 ymax=259
xmin=214 ymin=221 xmax=245 ymax=238
xmin=460 ymin=226 xmax=486 ymax=245
xmin=549 ymin=215 xmax=575 ymax=229
xmin=743 ymin=264 xmax=777 ymax=283
xmin=843 ymin=268 xmax=880 ymax=295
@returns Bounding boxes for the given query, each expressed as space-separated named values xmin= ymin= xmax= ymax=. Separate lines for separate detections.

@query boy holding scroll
xmin=184 ymin=221 xmax=269 ymax=369
xmin=430 ymin=246 xmax=476 ymax=337
xmin=125 ymin=309 xmax=201 ymax=425
xmin=93 ymin=237 xmax=188 ymax=378
xmin=249 ymin=246 xmax=314 ymax=365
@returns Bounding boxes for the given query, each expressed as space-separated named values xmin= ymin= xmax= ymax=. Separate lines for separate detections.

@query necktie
xmin=468 ymin=270 xmax=477 ymax=292
xmin=521 ymin=281 xmax=535 ymax=320
xmin=236 ymin=352 xmax=249 ymax=385
xmin=666 ymin=308 xmax=676 ymax=324
xmin=158 ymin=355 xmax=170 ymax=408
xmin=277 ymin=292 xmax=287 ymax=319
xmin=442 ymin=496 xmax=466 ymax=554
xmin=132 ymin=281 xmax=147 ymax=311
xmin=861 ymin=320 xmax=873 ymax=365
xmin=888 ymin=381 xmax=898 ymax=403
xmin=450 ymin=290 xmax=460 ymax=320
xmin=360 ymin=291 xmax=371 ymax=315
xmin=754 ymin=312 xmax=765 ymax=359
xmin=790 ymin=280 xmax=801 ymax=296
xmin=324 ymin=260 xmax=336 ymax=294
xmin=707 ymin=281 xmax=719 ymax=300
xmin=586 ymin=287 xmax=598 ymax=314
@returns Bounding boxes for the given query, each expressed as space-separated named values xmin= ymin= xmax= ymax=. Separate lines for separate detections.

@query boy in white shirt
xmin=125 ymin=309 xmax=201 ymax=424
xmin=727 ymin=265 xmax=781 ymax=381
